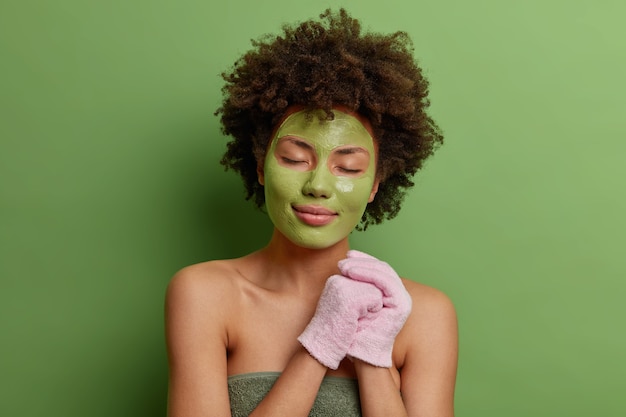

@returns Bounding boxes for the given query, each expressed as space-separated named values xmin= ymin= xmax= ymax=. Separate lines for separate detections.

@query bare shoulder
xmin=394 ymin=278 xmax=458 ymax=362
xmin=166 ymin=260 xmax=241 ymax=307
xmin=401 ymin=278 xmax=457 ymax=328
xmin=165 ymin=259 xmax=247 ymax=349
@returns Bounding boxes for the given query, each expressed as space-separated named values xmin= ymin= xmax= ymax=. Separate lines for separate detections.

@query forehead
xmin=273 ymin=109 xmax=374 ymax=151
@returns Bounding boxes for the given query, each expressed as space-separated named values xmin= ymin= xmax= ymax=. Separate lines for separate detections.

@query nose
xmin=302 ymin=166 xmax=334 ymax=199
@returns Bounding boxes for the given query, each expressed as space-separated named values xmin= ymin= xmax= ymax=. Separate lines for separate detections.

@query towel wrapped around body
xmin=227 ymin=372 xmax=361 ymax=417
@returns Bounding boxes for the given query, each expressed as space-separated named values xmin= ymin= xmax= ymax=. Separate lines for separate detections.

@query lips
xmin=292 ymin=205 xmax=338 ymax=226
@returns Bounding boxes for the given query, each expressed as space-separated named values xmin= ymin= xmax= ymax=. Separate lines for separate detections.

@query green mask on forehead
xmin=262 ymin=109 xmax=378 ymax=249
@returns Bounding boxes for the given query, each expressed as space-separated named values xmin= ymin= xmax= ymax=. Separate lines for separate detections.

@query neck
xmin=257 ymin=228 xmax=351 ymax=294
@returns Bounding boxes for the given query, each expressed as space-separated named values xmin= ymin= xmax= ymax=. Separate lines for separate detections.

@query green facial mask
xmin=262 ymin=109 xmax=377 ymax=249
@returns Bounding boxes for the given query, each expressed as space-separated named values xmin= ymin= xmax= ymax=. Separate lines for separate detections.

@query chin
xmin=296 ymin=240 xmax=338 ymax=250
xmin=290 ymin=232 xmax=348 ymax=250
xmin=275 ymin=221 xmax=354 ymax=250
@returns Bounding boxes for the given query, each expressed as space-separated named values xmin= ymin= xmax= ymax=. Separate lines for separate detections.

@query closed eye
xmin=337 ymin=167 xmax=362 ymax=174
xmin=274 ymin=137 xmax=316 ymax=171
xmin=329 ymin=145 xmax=371 ymax=177
xmin=281 ymin=157 xmax=307 ymax=165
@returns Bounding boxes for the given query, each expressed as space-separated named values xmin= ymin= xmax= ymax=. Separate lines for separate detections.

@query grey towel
xmin=228 ymin=372 xmax=362 ymax=417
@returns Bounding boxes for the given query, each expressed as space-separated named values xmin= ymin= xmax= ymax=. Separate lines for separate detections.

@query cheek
xmin=265 ymin=164 xmax=306 ymax=200
xmin=335 ymin=180 xmax=354 ymax=193
xmin=336 ymin=177 xmax=375 ymax=210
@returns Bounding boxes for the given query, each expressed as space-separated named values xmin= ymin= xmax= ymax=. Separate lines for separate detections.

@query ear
xmin=367 ymin=178 xmax=380 ymax=203
xmin=257 ymin=163 xmax=265 ymax=186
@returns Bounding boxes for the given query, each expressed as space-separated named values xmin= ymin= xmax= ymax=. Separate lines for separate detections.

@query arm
xmin=338 ymin=250 xmax=458 ymax=417
xmin=165 ymin=266 xmax=232 ymax=417
xmin=399 ymin=282 xmax=458 ymax=417
xmin=354 ymin=361 xmax=408 ymax=417
xmin=247 ymin=347 xmax=327 ymax=417
xmin=354 ymin=283 xmax=457 ymax=417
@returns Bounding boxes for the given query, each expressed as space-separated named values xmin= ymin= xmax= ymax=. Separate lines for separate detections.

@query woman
xmin=166 ymin=9 xmax=458 ymax=417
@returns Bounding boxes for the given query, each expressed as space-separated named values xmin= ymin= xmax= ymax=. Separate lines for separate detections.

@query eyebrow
xmin=278 ymin=136 xmax=314 ymax=150
xmin=334 ymin=147 xmax=369 ymax=155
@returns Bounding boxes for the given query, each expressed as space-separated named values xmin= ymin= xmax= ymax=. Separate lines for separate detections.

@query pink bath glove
xmin=298 ymin=275 xmax=383 ymax=370
xmin=338 ymin=250 xmax=412 ymax=368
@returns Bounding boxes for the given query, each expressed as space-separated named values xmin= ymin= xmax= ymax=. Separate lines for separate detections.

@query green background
xmin=1 ymin=0 xmax=624 ymax=415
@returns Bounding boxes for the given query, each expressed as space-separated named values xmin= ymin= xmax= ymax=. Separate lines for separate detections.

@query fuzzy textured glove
xmin=298 ymin=274 xmax=383 ymax=370
xmin=338 ymin=250 xmax=412 ymax=368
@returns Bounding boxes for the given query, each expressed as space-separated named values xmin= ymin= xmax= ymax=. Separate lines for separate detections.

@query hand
xmin=338 ymin=250 xmax=412 ymax=368
xmin=298 ymin=275 xmax=383 ymax=370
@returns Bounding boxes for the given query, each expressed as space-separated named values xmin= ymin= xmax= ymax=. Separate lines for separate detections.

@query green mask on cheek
xmin=262 ymin=109 xmax=378 ymax=249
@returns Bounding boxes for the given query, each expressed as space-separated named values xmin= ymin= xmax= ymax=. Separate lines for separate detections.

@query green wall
xmin=1 ymin=0 xmax=624 ymax=415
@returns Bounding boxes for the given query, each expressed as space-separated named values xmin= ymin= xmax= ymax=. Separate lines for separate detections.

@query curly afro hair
xmin=216 ymin=8 xmax=443 ymax=229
